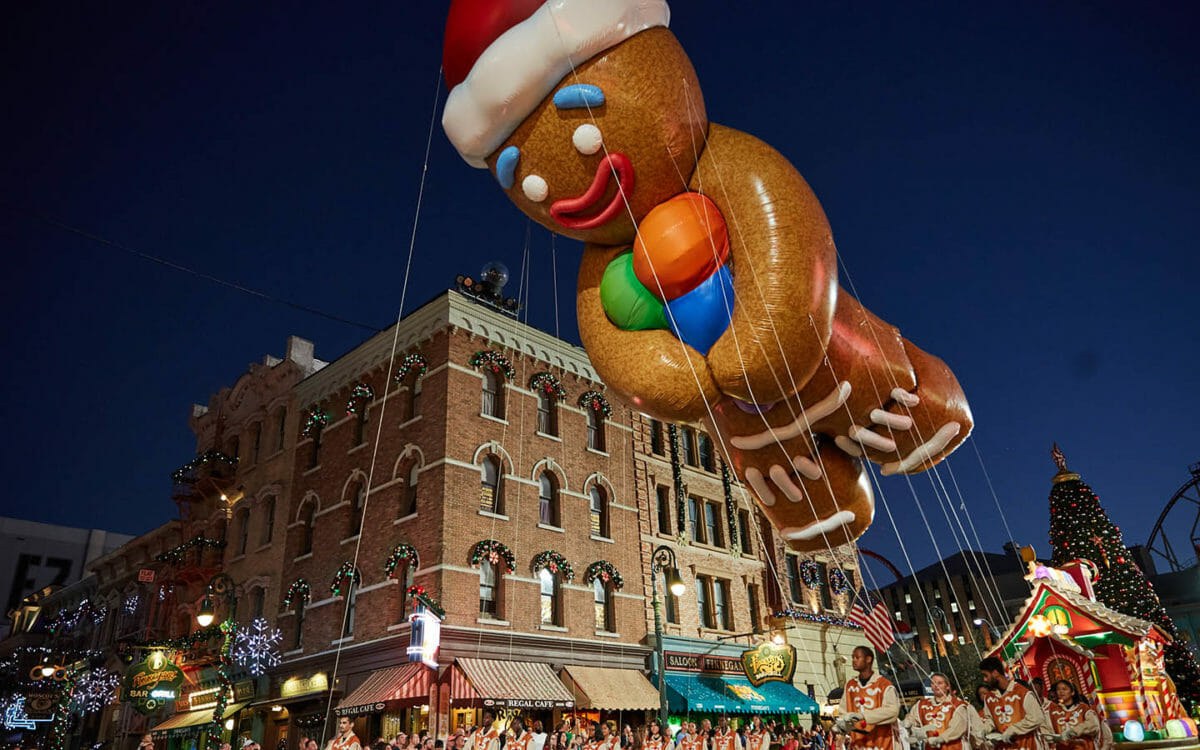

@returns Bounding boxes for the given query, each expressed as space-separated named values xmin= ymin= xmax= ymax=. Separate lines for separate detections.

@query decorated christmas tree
xmin=1047 ymin=445 xmax=1200 ymax=714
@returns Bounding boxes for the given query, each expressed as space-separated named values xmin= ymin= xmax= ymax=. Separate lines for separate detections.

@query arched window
xmin=586 ymin=408 xmax=605 ymax=451
xmin=299 ymin=502 xmax=316 ymax=557
xmin=251 ymin=422 xmax=262 ymax=464
xmin=343 ymin=578 xmax=359 ymax=637
xmin=538 ymin=472 xmax=559 ymax=527
xmin=275 ymin=406 xmax=288 ymax=451
xmin=354 ymin=403 xmax=368 ymax=446
xmin=236 ymin=507 xmax=251 ymax=555
xmin=479 ymin=559 xmax=501 ymax=619
xmin=397 ymin=563 xmax=416 ymax=620
xmin=480 ymin=456 xmax=504 ymax=514
xmin=348 ymin=482 xmax=366 ymax=538
xmin=229 ymin=435 xmax=241 ymax=463
xmin=409 ymin=378 xmax=422 ymax=420
xmin=293 ymin=598 xmax=306 ymax=649
xmin=250 ymin=587 xmax=265 ymax=619
xmin=536 ymin=391 xmax=558 ymax=436
xmin=482 ymin=370 xmax=505 ymax=419
xmin=539 ymin=568 xmax=561 ymax=626
xmin=309 ymin=424 xmax=323 ymax=469
xmin=589 ymin=486 xmax=609 ymax=539
xmin=260 ymin=497 xmax=276 ymax=545
xmin=399 ymin=463 xmax=419 ymax=518
xmin=593 ymin=579 xmax=614 ymax=632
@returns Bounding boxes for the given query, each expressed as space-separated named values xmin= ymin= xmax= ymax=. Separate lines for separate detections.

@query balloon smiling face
xmin=486 ymin=29 xmax=708 ymax=246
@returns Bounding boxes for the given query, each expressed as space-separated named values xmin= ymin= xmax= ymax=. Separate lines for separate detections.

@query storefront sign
xmin=336 ymin=701 xmax=388 ymax=717
xmin=664 ymin=651 xmax=744 ymax=675
xmin=24 ymin=691 xmax=57 ymax=719
xmin=740 ymin=643 xmax=797 ymax=686
xmin=481 ymin=698 xmax=573 ymax=709
xmin=138 ymin=569 xmax=156 ymax=583
xmin=280 ymin=673 xmax=329 ymax=699
xmin=122 ymin=652 xmax=184 ymax=715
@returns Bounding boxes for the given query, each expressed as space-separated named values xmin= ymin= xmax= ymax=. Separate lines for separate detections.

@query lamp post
xmin=926 ymin=606 xmax=954 ymax=673
xmin=650 ymin=545 xmax=686 ymax=729
xmin=972 ymin=617 xmax=1003 ymax=643
xmin=196 ymin=573 xmax=237 ymax=750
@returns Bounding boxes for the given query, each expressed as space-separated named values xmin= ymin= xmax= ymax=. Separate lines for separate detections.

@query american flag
xmin=849 ymin=589 xmax=896 ymax=654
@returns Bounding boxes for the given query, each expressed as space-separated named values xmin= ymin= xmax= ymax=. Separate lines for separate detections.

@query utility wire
xmin=11 ymin=208 xmax=382 ymax=332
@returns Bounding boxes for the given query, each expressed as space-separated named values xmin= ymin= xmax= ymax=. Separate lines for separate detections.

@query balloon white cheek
xmin=522 ymin=174 xmax=549 ymax=202
xmin=572 ymin=124 xmax=603 ymax=155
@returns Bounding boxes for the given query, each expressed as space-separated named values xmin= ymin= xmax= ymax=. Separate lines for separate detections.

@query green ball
xmin=600 ymin=251 xmax=669 ymax=331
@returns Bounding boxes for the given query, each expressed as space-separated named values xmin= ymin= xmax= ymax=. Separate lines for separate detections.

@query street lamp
xmin=972 ymin=617 xmax=1003 ymax=641
xmin=650 ymin=545 xmax=685 ymax=728
xmin=196 ymin=597 xmax=216 ymax=627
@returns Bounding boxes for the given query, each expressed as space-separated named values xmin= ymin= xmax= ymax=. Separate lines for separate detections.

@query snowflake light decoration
xmin=231 ymin=618 xmax=281 ymax=676
xmin=122 ymin=594 xmax=139 ymax=614
xmin=72 ymin=668 xmax=120 ymax=713
xmin=2 ymin=695 xmax=39 ymax=730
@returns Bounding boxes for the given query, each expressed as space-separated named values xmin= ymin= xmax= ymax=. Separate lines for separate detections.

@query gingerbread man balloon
xmin=442 ymin=0 xmax=973 ymax=551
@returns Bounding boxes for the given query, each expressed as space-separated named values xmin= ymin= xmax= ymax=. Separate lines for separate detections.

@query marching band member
xmin=746 ymin=716 xmax=771 ymax=750
xmin=328 ymin=718 xmax=362 ymax=750
xmin=978 ymin=658 xmax=1048 ymax=750
xmin=680 ymin=723 xmax=707 ymax=750
xmin=1044 ymin=682 xmax=1098 ymax=750
xmin=465 ymin=710 xmax=502 ymax=750
xmin=644 ymin=720 xmax=669 ymax=750
xmin=711 ymin=718 xmax=738 ymax=750
xmin=903 ymin=674 xmax=970 ymax=750
xmin=970 ymin=687 xmax=993 ymax=749
xmin=510 ymin=718 xmax=536 ymax=750
xmin=596 ymin=721 xmax=619 ymax=750
xmin=838 ymin=646 xmax=900 ymax=750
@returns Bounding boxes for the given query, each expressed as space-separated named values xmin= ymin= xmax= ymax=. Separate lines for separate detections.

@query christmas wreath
xmin=584 ymin=560 xmax=624 ymax=590
xmin=531 ymin=550 xmax=575 ymax=582
xmin=385 ymin=543 xmax=420 ymax=578
xmin=828 ymin=567 xmax=850 ymax=596
xmin=529 ymin=372 xmax=566 ymax=401
xmin=394 ymin=353 xmax=429 ymax=384
xmin=578 ymin=390 xmax=612 ymax=417
xmin=283 ymin=579 xmax=311 ymax=610
xmin=345 ymin=382 xmax=375 ymax=416
xmin=302 ymin=406 xmax=329 ymax=437
xmin=800 ymin=560 xmax=821 ymax=588
xmin=470 ymin=539 xmax=516 ymax=573
xmin=329 ymin=562 xmax=361 ymax=596
xmin=469 ymin=350 xmax=515 ymax=380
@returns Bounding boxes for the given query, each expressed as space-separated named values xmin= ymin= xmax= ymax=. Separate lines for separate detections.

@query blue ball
xmin=666 ymin=265 xmax=734 ymax=354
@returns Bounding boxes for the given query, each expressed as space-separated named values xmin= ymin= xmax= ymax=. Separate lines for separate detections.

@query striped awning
xmin=150 ymin=703 xmax=246 ymax=737
xmin=452 ymin=658 xmax=574 ymax=709
xmin=560 ymin=666 xmax=660 ymax=710
xmin=335 ymin=663 xmax=432 ymax=716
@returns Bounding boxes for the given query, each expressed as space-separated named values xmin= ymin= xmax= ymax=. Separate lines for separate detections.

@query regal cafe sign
xmin=740 ymin=643 xmax=797 ymax=687
xmin=481 ymin=698 xmax=573 ymax=710
xmin=122 ymin=651 xmax=185 ymax=715
xmin=280 ymin=673 xmax=330 ymax=699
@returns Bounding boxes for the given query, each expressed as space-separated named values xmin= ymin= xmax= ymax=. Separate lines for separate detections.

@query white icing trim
xmin=791 ymin=455 xmax=822 ymax=481
xmin=730 ymin=381 xmax=851 ymax=450
xmin=870 ymin=409 xmax=913 ymax=431
xmin=849 ymin=424 xmax=897 ymax=453
xmin=768 ymin=464 xmax=808 ymax=504
xmin=744 ymin=467 xmax=775 ymax=507
xmin=834 ymin=435 xmax=863 ymax=457
xmin=891 ymin=387 xmax=921 ymax=407
xmin=442 ymin=0 xmax=671 ymax=168
xmin=881 ymin=422 xmax=962 ymax=476
xmin=782 ymin=511 xmax=856 ymax=541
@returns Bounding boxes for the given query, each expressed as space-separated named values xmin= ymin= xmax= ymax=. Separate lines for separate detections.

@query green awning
xmin=664 ymin=673 xmax=818 ymax=714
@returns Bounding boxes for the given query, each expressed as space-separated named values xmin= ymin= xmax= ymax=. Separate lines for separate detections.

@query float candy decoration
xmin=441 ymin=0 xmax=974 ymax=552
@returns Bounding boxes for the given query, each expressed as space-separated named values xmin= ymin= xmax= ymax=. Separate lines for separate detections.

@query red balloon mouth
xmin=550 ymin=153 xmax=635 ymax=230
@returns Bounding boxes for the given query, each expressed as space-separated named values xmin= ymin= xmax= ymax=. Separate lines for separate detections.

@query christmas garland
xmin=47 ymin=599 xmax=107 ymax=633
xmin=385 ymin=543 xmax=420 ymax=578
xmin=584 ymin=560 xmax=624 ymax=590
xmin=393 ymin=353 xmax=429 ymax=384
xmin=722 ymin=460 xmax=738 ymax=552
xmin=828 ymin=568 xmax=850 ymax=596
xmin=283 ymin=579 xmax=311 ymax=610
xmin=773 ymin=608 xmax=863 ymax=629
xmin=406 ymin=585 xmax=445 ymax=619
xmin=171 ymin=450 xmax=238 ymax=483
xmin=156 ymin=536 xmax=227 ymax=564
xmin=578 ymin=390 xmax=612 ymax=417
xmin=128 ymin=625 xmax=223 ymax=650
xmin=48 ymin=670 xmax=76 ymax=750
xmin=302 ymin=406 xmax=329 ymax=437
xmin=329 ymin=562 xmax=361 ymax=596
xmin=529 ymin=372 xmax=567 ymax=401
xmin=800 ymin=560 xmax=822 ymax=588
xmin=206 ymin=620 xmax=236 ymax=750
xmin=469 ymin=540 xmax=516 ymax=573
xmin=469 ymin=350 xmax=515 ymax=380
xmin=531 ymin=550 xmax=575 ymax=582
xmin=668 ymin=425 xmax=687 ymax=536
xmin=345 ymin=382 xmax=375 ymax=416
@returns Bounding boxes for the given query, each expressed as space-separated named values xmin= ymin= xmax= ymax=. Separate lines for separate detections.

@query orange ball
xmin=633 ymin=192 xmax=729 ymax=301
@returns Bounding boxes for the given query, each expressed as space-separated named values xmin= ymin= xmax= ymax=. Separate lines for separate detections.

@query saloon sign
xmin=740 ymin=643 xmax=797 ymax=687
xmin=122 ymin=652 xmax=184 ymax=714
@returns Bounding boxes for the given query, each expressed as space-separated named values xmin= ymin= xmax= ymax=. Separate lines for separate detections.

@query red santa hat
xmin=442 ymin=0 xmax=671 ymax=168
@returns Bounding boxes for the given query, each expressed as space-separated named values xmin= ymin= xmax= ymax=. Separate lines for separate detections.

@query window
xmin=894 ymin=610 xmax=903 ymax=621
xmin=748 ymin=584 xmax=761 ymax=632
xmin=696 ymin=576 xmax=714 ymax=629
xmin=252 ymin=423 xmax=262 ymax=464
xmin=482 ymin=370 xmax=505 ymax=419
xmin=348 ymin=483 xmax=365 ymax=538
xmin=230 ymin=436 xmax=241 ymax=462
xmin=589 ymin=486 xmax=610 ymax=538
xmin=968 ymin=599 xmax=976 ymax=611
xmin=704 ymin=502 xmax=723 ymax=547
xmin=409 ymin=378 xmax=422 ymax=420
xmin=250 ymin=588 xmax=265 ymax=619
xmin=261 ymin=497 xmax=276 ymax=545
xmin=276 ymin=406 xmax=288 ymax=451
xmin=904 ymin=592 xmax=912 ymax=604
xmin=539 ymin=472 xmax=559 ymax=527
xmin=655 ymin=486 xmax=671 ymax=535
xmin=786 ymin=556 xmax=803 ymax=602
xmin=586 ymin=408 xmax=606 ymax=451
xmin=698 ymin=433 xmax=715 ymax=472
xmin=293 ymin=600 xmax=305 ymax=649
xmin=687 ymin=497 xmax=702 ymax=543
xmin=353 ymin=402 xmax=368 ymax=446
xmin=236 ymin=508 xmax=250 ymax=555
xmin=299 ymin=503 xmax=315 ymax=556
xmin=650 ymin=420 xmax=665 ymax=455
xmin=399 ymin=463 xmax=419 ymax=517
xmin=713 ymin=579 xmax=732 ymax=630
xmin=480 ymin=456 xmax=504 ymax=514
xmin=479 ymin=559 xmax=499 ymax=618
xmin=593 ymin=579 xmax=614 ymax=632
xmin=665 ymin=588 xmax=679 ymax=624
xmin=817 ymin=563 xmax=832 ymax=611
xmin=536 ymin=391 xmax=558 ymax=436
xmin=950 ymin=601 xmax=959 ymax=613
xmin=398 ymin=563 xmax=415 ymax=619
xmin=680 ymin=428 xmax=696 ymax=467
xmin=343 ymin=579 xmax=358 ymax=637
xmin=309 ymin=425 xmax=323 ymax=469
xmin=540 ymin=568 xmax=561 ymax=626
xmin=737 ymin=509 xmax=752 ymax=554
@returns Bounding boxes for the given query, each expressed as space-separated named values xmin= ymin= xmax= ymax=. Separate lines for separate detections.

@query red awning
xmin=451 ymin=658 xmax=574 ymax=710
xmin=335 ymin=663 xmax=431 ymax=716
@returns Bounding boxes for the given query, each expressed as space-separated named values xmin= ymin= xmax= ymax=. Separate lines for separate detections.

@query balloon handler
xmin=442 ymin=0 xmax=973 ymax=551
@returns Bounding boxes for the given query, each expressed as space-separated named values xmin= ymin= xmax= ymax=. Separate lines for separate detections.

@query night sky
xmin=3 ymin=1 xmax=1198 ymax=589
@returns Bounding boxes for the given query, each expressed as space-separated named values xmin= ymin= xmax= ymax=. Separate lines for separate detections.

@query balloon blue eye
xmin=496 ymin=146 xmax=520 ymax=189
xmin=553 ymin=84 xmax=605 ymax=110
